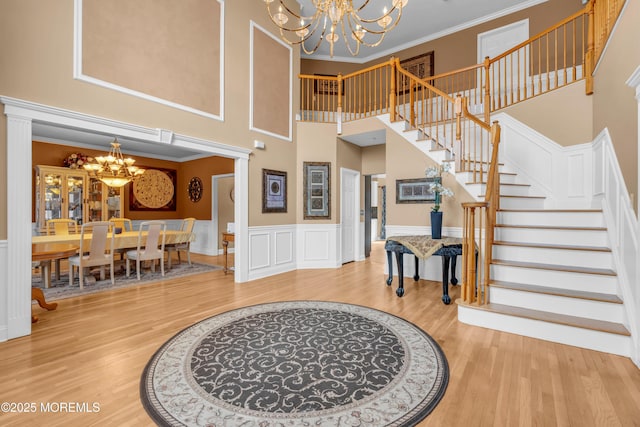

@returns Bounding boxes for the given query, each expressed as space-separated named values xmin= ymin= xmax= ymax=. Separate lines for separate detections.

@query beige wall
xmin=296 ymin=122 xmax=338 ymax=223
xmin=217 ymin=176 xmax=235 ymax=250
xmin=0 ymin=0 xmax=300 ymax=239
xmin=362 ymin=144 xmax=386 ymax=175
xmin=592 ymin=0 xmax=639 ymax=207
xmin=386 ymin=130 xmax=472 ymax=228
xmin=502 ymin=81 xmax=594 ymax=146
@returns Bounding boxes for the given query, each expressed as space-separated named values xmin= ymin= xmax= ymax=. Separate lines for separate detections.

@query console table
xmin=385 ymin=235 xmax=464 ymax=304
xmin=222 ymin=232 xmax=234 ymax=275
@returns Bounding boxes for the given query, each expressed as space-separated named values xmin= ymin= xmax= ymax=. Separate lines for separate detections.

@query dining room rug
xmin=140 ymin=301 xmax=449 ymax=427
xmin=32 ymin=261 xmax=222 ymax=301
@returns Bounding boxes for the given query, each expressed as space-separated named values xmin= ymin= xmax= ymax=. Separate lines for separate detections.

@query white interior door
xmin=341 ymin=168 xmax=359 ymax=264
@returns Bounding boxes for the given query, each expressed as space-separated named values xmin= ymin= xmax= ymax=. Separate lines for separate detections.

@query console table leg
xmin=441 ymin=256 xmax=451 ymax=305
xmin=395 ymin=251 xmax=405 ymax=297
xmin=413 ymin=255 xmax=420 ymax=281
xmin=450 ymin=254 xmax=458 ymax=285
xmin=386 ymin=250 xmax=393 ymax=286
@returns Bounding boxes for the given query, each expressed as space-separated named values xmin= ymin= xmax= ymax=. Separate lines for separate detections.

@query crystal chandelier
xmin=264 ymin=0 xmax=408 ymax=57
xmin=83 ymin=139 xmax=145 ymax=188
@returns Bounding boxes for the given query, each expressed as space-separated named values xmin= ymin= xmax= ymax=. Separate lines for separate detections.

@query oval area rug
xmin=140 ymin=301 xmax=449 ymax=426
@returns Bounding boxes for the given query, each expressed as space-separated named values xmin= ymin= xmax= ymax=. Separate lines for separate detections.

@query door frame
xmin=211 ymin=173 xmax=234 ymax=254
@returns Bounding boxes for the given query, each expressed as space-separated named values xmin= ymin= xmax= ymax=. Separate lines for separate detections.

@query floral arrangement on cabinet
xmin=63 ymin=152 xmax=93 ymax=169
xmin=425 ymin=161 xmax=454 ymax=212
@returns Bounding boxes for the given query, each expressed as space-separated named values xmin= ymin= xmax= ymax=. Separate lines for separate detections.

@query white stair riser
xmin=489 ymin=287 xmax=624 ymax=323
xmin=499 ymin=197 xmax=545 ymax=209
xmin=497 ymin=211 xmax=605 ymax=227
xmin=458 ymin=306 xmax=630 ymax=357
xmin=493 ymin=245 xmax=613 ymax=270
xmin=495 ymin=227 xmax=609 ymax=246
xmin=490 ymin=264 xmax=618 ymax=294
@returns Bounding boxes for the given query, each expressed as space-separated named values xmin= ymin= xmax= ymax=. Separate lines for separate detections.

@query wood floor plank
xmin=0 ymin=244 xmax=638 ymax=426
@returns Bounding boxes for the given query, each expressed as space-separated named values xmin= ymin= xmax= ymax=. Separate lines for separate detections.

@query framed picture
xmin=262 ymin=169 xmax=287 ymax=213
xmin=129 ymin=168 xmax=177 ymax=211
xmin=398 ymin=51 xmax=435 ymax=94
xmin=314 ymin=74 xmax=343 ymax=95
xmin=303 ymin=162 xmax=331 ymax=219
xmin=396 ymin=178 xmax=437 ymax=204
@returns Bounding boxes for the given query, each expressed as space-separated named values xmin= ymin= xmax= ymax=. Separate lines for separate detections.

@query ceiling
xmin=296 ymin=0 xmax=547 ymax=63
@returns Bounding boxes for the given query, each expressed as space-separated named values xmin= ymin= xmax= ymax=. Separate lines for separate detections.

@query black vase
xmin=431 ymin=211 xmax=443 ymax=239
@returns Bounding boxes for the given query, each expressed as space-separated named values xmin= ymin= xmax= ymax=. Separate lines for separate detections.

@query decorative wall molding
xmin=73 ymin=0 xmax=225 ymax=121
xmin=247 ymin=225 xmax=296 ymax=281
xmin=249 ymin=21 xmax=293 ymax=141
xmin=296 ymin=224 xmax=342 ymax=269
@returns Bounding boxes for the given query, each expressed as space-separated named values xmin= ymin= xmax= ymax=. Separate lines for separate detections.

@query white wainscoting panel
xmin=594 ymin=129 xmax=639 ymax=365
xmin=0 ymin=240 xmax=7 ymax=342
xmin=494 ymin=113 xmax=596 ymax=209
xmin=297 ymin=224 xmax=341 ymax=269
xmin=247 ymin=225 xmax=296 ymax=280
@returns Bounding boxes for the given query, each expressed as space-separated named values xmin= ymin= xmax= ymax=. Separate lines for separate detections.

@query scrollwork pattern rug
xmin=140 ymin=301 xmax=449 ymax=426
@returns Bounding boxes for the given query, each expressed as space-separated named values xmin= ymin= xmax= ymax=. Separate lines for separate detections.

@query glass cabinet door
xmin=66 ymin=174 xmax=85 ymax=225
xmin=87 ymin=177 xmax=103 ymax=222
xmin=107 ymin=186 xmax=122 ymax=219
xmin=43 ymin=172 xmax=63 ymax=222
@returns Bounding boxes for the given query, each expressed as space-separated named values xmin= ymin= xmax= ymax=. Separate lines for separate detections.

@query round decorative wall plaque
xmin=133 ymin=169 xmax=175 ymax=209
xmin=188 ymin=176 xmax=203 ymax=202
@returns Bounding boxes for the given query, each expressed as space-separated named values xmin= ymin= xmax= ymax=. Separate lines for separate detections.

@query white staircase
xmin=377 ymin=113 xmax=632 ymax=358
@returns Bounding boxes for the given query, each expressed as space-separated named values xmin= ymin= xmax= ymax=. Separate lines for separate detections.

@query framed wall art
xmin=396 ymin=178 xmax=437 ymax=204
xmin=303 ymin=162 xmax=331 ymax=219
xmin=129 ymin=168 xmax=177 ymax=211
xmin=313 ymin=74 xmax=343 ymax=95
xmin=262 ymin=169 xmax=287 ymax=213
xmin=398 ymin=51 xmax=435 ymax=94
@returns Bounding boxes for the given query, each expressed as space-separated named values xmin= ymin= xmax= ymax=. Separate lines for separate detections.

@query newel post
xmin=483 ymin=56 xmax=491 ymax=124
xmin=389 ymin=57 xmax=397 ymax=122
xmin=337 ymin=73 xmax=343 ymax=134
xmin=585 ymin=0 xmax=595 ymax=95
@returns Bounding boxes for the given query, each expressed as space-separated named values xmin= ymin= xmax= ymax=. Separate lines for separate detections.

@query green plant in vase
xmin=425 ymin=162 xmax=454 ymax=238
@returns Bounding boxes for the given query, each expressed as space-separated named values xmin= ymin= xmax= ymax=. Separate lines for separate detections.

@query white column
xmin=234 ymin=157 xmax=249 ymax=283
xmin=5 ymin=113 xmax=33 ymax=339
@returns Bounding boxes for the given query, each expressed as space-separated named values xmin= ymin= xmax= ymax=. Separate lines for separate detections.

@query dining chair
xmin=109 ymin=217 xmax=133 ymax=233
xmin=44 ymin=218 xmax=79 ymax=279
xmin=46 ymin=218 xmax=78 ymax=235
xmin=125 ymin=221 xmax=167 ymax=280
xmin=68 ymin=221 xmax=115 ymax=289
xmin=165 ymin=217 xmax=196 ymax=269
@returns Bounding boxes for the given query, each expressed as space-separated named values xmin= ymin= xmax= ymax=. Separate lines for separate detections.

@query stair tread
xmin=496 ymin=224 xmax=606 ymax=231
xmin=490 ymin=280 xmax=622 ymax=303
xmin=460 ymin=302 xmax=630 ymax=336
xmin=498 ymin=209 xmax=603 ymax=213
xmin=493 ymin=240 xmax=611 ymax=252
xmin=467 ymin=182 xmax=531 ymax=187
xmin=480 ymin=194 xmax=545 ymax=199
xmin=492 ymin=259 xmax=617 ymax=276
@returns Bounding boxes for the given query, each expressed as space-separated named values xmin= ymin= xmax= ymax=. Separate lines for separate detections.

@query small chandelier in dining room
xmin=83 ymin=139 xmax=145 ymax=188
xmin=263 ymin=0 xmax=408 ymax=57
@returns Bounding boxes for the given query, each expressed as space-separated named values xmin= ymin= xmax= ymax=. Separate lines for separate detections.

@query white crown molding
xmin=302 ymin=0 xmax=549 ymax=64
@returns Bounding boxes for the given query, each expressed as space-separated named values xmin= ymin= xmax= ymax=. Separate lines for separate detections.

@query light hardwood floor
xmin=2 ymin=242 xmax=640 ymax=426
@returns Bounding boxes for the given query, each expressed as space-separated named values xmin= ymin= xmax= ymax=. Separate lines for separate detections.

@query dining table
xmin=32 ymin=230 xmax=195 ymax=249
xmin=31 ymin=243 xmax=79 ymax=323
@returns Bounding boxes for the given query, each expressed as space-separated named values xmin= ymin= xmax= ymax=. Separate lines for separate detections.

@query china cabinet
xmin=35 ymin=165 xmax=123 ymax=232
